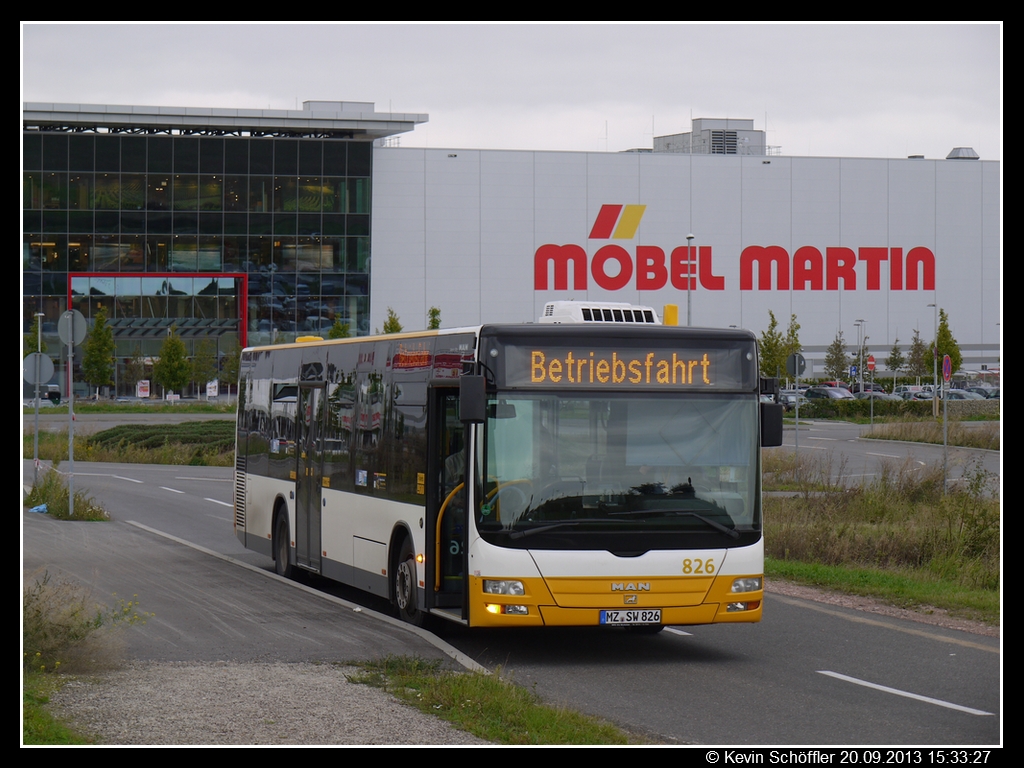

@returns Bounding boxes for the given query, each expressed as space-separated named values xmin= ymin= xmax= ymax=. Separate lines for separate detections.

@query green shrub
xmin=23 ymin=572 xmax=149 ymax=673
xmin=25 ymin=466 xmax=108 ymax=521
xmin=764 ymin=458 xmax=999 ymax=592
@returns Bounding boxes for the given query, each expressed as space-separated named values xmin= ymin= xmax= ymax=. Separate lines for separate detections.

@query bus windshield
xmin=477 ymin=393 xmax=760 ymax=549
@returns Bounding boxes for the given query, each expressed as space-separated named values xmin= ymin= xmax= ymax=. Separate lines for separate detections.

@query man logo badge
xmin=611 ymin=582 xmax=650 ymax=591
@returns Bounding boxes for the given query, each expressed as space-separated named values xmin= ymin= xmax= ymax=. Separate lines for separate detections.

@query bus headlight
xmin=485 ymin=603 xmax=529 ymax=615
xmin=483 ymin=579 xmax=525 ymax=596
xmin=731 ymin=577 xmax=762 ymax=593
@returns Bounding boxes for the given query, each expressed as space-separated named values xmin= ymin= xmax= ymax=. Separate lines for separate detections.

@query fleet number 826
xmin=682 ymin=558 xmax=714 ymax=574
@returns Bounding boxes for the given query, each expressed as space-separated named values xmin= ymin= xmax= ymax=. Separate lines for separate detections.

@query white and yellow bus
xmin=234 ymin=303 xmax=783 ymax=630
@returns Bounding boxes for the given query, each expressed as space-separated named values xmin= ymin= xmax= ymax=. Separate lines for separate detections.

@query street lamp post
xmin=854 ymin=319 xmax=865 ymax=391
xmin=686 ymin=233 xmax=694 ymax=327
xmin=927 ymin=303 xmax=938 ymax=415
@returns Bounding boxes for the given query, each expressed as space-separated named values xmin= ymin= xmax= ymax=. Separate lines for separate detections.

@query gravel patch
xmin=48 ymin=661 xmax=491 ymax=745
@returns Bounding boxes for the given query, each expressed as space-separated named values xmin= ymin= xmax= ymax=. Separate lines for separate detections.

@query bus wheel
xmin=274 ymin=512 xmax=293 ymax=579
xmin=394 ymin=541 xmax=422 ymax=625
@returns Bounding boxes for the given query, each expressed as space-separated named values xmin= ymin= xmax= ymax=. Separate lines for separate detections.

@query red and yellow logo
xmin=589 ymin=205 xmax=646 ymax=240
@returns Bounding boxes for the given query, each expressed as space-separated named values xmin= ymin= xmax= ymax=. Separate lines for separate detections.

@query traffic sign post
xmin=58 ymin=310 xmax=87 ymax=518
xmin=866 ymin=355 xmax=877 ymax=424
xmin=786 ymin=352 xmax=806 ymax=456
xmin=942 ymin=354 xmax=951 ymax=492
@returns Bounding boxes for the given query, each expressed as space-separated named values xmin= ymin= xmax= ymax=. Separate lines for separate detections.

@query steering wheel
xmin=484 ymin=479 xmax=533 ymax=523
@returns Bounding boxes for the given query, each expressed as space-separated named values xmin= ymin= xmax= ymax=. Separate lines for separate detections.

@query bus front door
xmin=428 ymin=389 xmax=467 ymax=616
xmin=296 ymin=384 xmax=324 ymax=573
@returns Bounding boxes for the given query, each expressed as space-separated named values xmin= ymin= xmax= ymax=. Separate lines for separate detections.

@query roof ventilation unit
xmin=539 ymin=301 xmax=660 ymax=325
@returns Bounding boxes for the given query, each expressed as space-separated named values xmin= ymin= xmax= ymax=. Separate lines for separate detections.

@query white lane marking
xmin=160 ymin=486 xmax=185 ymax=494
xmin=176 ymin=476 xmax=232 ymax=482
xmin=817 ymin=671 xmax=993 ymax=715
xmin=664 ymin=627 xmax=693 ymax=636
xmin=866 ymin=452 xmax=902 ymax=458
xmin=807 ymin=437 xmax=837 ymax=441
xmin=206 ymin=498 xmax=233 ymax=507
xmin=75 ymin=472 xmax=143 ymax=483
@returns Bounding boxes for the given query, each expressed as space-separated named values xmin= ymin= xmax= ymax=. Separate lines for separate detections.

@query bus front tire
xmin=274 ymin=513 xmax=293 ymax=579
xmin=395 ymin=542 xmax=423 ymax=626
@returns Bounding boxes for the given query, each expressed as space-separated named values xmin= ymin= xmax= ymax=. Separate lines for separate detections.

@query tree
xmin=784 ymin=313 xmax=802 ymax=362
xmin=427 ymin=306 xmax=441 ymax=330
xmin=758 ymin=310 xmax=785 ymax=379
xmin=906 ymin=329 xmax=929 ymax=380
xmin=382 ymin=307 xmax=403 ymax=334
xmin=328 ymin=319 xmax=351 ymax=339
xmin=885 ymin=338 xmax=905 ymax=388
xmin=24 ymin=314 xmax=47 ymax=358
xmin=933 ymin=308 xmax=963 ymax=377
xmin=823 ymin=331 xmax=849 ymax=381
xmin=191 ymin=338 xmax=219 ymax=399
xmin=124 ymin=345 xmax=146 ymax=396
xmin=82 ymin=307 xmax=115 ymax=396
xmin=220 ymin=338 xmax=241 ymax=395
xmin=153 ymin=327 xmax=192 ymax=396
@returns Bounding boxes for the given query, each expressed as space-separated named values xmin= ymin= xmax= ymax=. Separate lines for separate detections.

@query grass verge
xmin=347 ymin=656 xmax=637 ymax=745
xmin=24 ymin=465 xmax=109 ymax=521
xmin=762 ymin=451 xmax=999 ymax=624
xmin=23 ymin=673 xmax=95 ymax=745
xmin=22 ymin=571 xmax=151 ymax=744
xmin=765 ymin=558 xmax=999 ymax=624
xmin=862 ymin=419 xmax=999 ymax=450
xmin=24 ymin=400 xmax=235 ymax=416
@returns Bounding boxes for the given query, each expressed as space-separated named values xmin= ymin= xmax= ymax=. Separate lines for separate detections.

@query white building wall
xmin=371 ymin=147 xmax=1000 ymax=372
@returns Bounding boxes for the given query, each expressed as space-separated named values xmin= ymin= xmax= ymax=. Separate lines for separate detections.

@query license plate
xmin=600 ymin=609 xmax=661 ymax=625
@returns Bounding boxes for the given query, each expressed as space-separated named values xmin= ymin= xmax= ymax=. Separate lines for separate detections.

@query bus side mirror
xmin=460 ymin=374 xmax=487 ymax=424
xmin=761 ymin=402 xmax=783 ymax=447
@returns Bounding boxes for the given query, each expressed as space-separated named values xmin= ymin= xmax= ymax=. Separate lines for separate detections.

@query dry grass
xmin=862 ymin=420 xmax=999 ymax=450
xmin=764 ymin=454 xmax=999 ymax=592
xmin=22 ymin=571 xmax=149 ymax=674
xmin=24 ymin=465 xmax=109 ymax=521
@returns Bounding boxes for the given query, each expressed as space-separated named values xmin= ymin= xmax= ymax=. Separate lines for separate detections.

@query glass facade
xmin=23 ymin=131 xmax=373 ymax=395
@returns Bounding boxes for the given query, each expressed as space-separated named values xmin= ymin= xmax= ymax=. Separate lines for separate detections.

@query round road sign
xmin=786 ymin=352 xmax=806 ymax=377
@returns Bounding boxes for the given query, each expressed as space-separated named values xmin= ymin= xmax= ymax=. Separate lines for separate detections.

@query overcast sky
xmin=22 ymin=23 xmax=1001 ymax=161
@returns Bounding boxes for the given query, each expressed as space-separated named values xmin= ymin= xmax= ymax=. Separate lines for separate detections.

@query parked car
xmin=964 ymin=386 xmax=999 ymax=399
xmin=942 ymin=389 xmax=985 ymax=400
xmin=900 ymin=390 xmax=934 ymax=401
xmin=779 ymin=390 xmax=808 ymax=411
xmin=805 ymin=386 xmax=855 ymax=400
xmin=854 ymin=391 xmax=901 ymax=401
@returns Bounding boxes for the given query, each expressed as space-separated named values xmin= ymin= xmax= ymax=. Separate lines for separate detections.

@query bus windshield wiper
xmin=607 ymin=509 xmax=740 ymax=538
xmin=507 ymin=520 xmax=581 ymax=540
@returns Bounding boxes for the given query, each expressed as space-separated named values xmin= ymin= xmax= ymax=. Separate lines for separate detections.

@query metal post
xmin=928 ymin=303 xmax=938 ymax=416
xmin=33 ymin=312 xmax=44 ymax=485
xmin=686 ymin=233 xmax=694 ymax=327
xmin=65 ymin=311 xmax=75 ymax=519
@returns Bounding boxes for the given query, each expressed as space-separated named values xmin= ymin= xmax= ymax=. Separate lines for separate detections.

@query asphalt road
xmin=21 ymin=422 xmax=1002 ymax=745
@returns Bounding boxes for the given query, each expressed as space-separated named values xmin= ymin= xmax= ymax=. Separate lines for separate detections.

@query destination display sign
xmin=500 ymin=343 xmax=754 ymax=391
